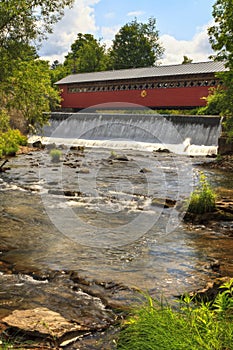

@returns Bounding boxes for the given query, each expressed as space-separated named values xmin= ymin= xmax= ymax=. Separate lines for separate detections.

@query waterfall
xmin=39 ymin=112 xmax=222 ymax=155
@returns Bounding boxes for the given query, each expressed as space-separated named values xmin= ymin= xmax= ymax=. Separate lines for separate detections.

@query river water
xmin=1 ymin=144 xmax=233 ymax=300
xmin=0 ymin=113 xmax=233 ymax=347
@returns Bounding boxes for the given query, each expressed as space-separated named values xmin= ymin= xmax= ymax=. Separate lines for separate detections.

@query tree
xmin=50 ymin=60 xmax=68 ymax=85
xmin=207 ymin=0 xmax=233 ymax=137
xmin=0 ymin=43 xmax=38 ymax=82
xmin=182 ymin=56 xmax=193 ymax=64
xmin=6 ymin=60 xmax=60 ymax=132
xmin=0 ymin=0 xmax=74 ymax=48
xmin=64 ymin=33 xmax=108 ymax=73
xmin=109 ymin=17 xmax=164 ymax=70
xmin=0 ymin=0 xmax=73 ymax=132
xmin=208 ymin=0 xmax=233 ymax=64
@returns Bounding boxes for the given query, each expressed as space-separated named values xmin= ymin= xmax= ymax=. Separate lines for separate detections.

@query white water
xmin=36 ymin=113 xmax=222 ymax=156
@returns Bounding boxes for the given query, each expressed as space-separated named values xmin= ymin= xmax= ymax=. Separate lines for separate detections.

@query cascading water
xmin=39 ymin=112 xmax=222 ymax=156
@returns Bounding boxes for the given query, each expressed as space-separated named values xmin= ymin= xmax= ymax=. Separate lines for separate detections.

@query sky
xmin=39 ymin=0 xmax=216 ymax=66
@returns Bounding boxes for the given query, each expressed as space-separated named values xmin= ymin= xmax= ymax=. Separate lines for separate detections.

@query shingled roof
xmin=55 ymin=61 xmax=227 ymax=85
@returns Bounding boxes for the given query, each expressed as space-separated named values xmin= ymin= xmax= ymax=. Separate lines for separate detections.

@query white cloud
xmin=39 ymin=0 xmax=100 ymax=63
xmin=39 ymin=1 xmax=214 ymax=68
xmin=159 ymin=23 xmax=214 ymax=65
xmin=127 ymin=11 xmax=145 ymax=17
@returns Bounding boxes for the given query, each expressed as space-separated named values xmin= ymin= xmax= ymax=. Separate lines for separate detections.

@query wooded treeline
xmin=0 ymin=0 xmax=232 ymax=152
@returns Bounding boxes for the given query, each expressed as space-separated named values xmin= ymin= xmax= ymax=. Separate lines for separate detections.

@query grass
xmin=117 ymin=280 xmax=233 ymax=350
xmin=49 ymin=148 xmax=61 ymax=162
xmin=187 ymin=172 xmax=216 ymax=214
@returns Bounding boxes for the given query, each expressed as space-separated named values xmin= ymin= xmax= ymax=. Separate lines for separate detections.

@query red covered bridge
xmin=55 ymin=61 xmax=226 ymax=111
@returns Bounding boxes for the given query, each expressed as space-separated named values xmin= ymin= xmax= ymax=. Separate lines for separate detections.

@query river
xmin=0 ymin=113 xmax=232 ymax=348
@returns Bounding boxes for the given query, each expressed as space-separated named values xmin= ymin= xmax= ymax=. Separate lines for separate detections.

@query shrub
xmin=50 ymin=148 xmax=61 ymax=162
xmin=187 ymin=172 xmax=216 ymax=214
xmin=117 ymin=280 xmax=233 ymax=350
xmin=0 ymin=129 xmax=28 ymax=157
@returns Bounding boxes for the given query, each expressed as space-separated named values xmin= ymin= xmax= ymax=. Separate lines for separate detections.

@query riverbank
xmin=202 ymin=154 xmax=233 ymax=172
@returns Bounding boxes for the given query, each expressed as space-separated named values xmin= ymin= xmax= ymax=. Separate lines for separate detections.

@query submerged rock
xmin=108 ymin=153 xmax=129 ymax=162
xmin=151 ymin=197 xmax=176 ymax=208
xmin=139 ymin=167 xmax=152 ymax=173
xmin=153 ymin=148 xmax=171 ymax=153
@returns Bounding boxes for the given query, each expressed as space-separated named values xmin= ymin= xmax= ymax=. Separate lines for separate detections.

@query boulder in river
xmin=2 ymin=307 xmax=88 ymax=339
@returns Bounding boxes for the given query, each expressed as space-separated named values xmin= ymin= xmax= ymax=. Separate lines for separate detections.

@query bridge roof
xmin=55 ymin=61 xmax=227 ymax=85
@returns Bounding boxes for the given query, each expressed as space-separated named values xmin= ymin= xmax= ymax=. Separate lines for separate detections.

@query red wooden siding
xmin=59 ymin=84 xmax=213 ymax=110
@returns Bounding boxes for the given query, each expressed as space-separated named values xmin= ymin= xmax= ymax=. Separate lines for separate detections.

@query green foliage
xmin=117 ymin=280 xmax=233 ymax=350
xmin=0 ymin=0 xmax=73 ymax=133
xmin=182 ymin=55 xmax=193 ymax=64
xmin=197 ymin=87 xmax=225 ymax=116
xmin=208 ymin=0 xmax=233 ymax=137
xmin=109 ymin=17 xmax=164 ymax=70
xmin=50 ymin=61 xmax=68 ymax=85
xmin=0 ymin=129 xmax=27 ymax=158
xmin=0 ymin=109 xmax=27 ymax=157
xmin=6 ymin=60 xmax=61 ymax=132
xmin=0 ymin=0 xmax=74 ymax=48
xmin=0 ymin=109 xmax=10 ymax=132
xmin=188 ymin=172 xmax=216 ymax=214
xmin=64 ymin=33 xmax=108 ymax=74
xmin=208 ymin=0 xmax=233 ymax=63
xmin=50 ymin=149 xmax=62 ymax=162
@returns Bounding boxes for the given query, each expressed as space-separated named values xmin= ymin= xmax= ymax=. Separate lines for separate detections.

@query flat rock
xmin=2 ymin=307 xmax=86 ymax=339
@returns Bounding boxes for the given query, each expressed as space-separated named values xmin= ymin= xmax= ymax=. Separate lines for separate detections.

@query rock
xmin=184 ymin=200 xmax=233 ymax=224
xmin=2 ymin=307 xmax=87 ymax=339
xmin=58 ymin=144 xmax=68 ymax=150
xmin=70 ymin=146 xmax=85 ymax=152
xmin=139 ymin=168 xmax=152 ymax=173
xmin=48 ymin=189 xmax=82 ymax=197
xmin=77 ymin=167 xmax=90 ymax=174
xmin=216 ymin=199 xmax=233 ymax=214
xmin=153 ymin=148 xmax=171 ymax=153
xmin=206 ymin=154 xmax=217 ymax=158
xmin=187 ymin=277 xmax=232 ymax=303
xmin=151 ymin=198 xmax=176 ymax=208
xmin=108 ymin=153 xmax=129 ymax=161
xmin=46 ymin=143 xmax=57 ymax=150
xmin=32 ymin=140 xmax=44 ymax=149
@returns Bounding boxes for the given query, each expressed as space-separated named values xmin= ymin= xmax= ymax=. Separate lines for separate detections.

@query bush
xmin=117 ymin=280 xmax=233 ymax=350
xmin=0 ymin=129 xmax=28 ymax=157
xmin=187 ymin=172 xmax=216 ymax=214
xmin=50 ymin=148 xmax=61 ymax=162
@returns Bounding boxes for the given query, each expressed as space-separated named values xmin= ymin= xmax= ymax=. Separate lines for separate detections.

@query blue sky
xmin=39 ymin=0 xmax=216 ymax=65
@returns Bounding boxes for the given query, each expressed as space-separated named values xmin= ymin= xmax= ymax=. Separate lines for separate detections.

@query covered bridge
xmin=55 ymin=61 xmax=226 ymax=111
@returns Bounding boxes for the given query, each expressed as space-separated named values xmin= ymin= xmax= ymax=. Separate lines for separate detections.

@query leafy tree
xmin=0 ymin=0 xmax=73 ymax=132
xmin=109 ymin=17 xmax=164 ymax=70
xmin=6 ymin=60 xmax=60 ymax=132
xmin=208 ymin=0 xmax=233 ymax=64
xmin=0 ymin=0 xmax=74 ymax=47
xmin=50 ymin=60 xmax=68 ymax=85
xmin=207 ymin=0 xmax=233 ymax=137
xmin=182 ymin=55 xmax=193 ymax=64
xmin=197 ymin=87 xmax=226 ymax=115
xmin=64 ymin=33 xmax=108 ymax=73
